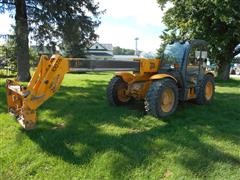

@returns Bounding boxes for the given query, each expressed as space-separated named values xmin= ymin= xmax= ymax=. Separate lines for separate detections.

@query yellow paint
xmin=115 ymin=72 xmax=135 ymax=83
xmin=187 ymin=87 xmax=196 ymax=100
xmin=205 ymin=81 xmax=213 ymax=100
xmin=6 ymin=55 xmax=69 ymax=129
xmin=150 ymin=74 xmax=177 ymax=82
xmin=139 ymin=59 xmax=160 ymax=75
xmin=161 ymin=88 xmax=175 ymax=113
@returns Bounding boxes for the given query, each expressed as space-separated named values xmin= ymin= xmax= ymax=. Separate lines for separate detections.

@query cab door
xmin=185 ymin=43 xmax=208 ymax=100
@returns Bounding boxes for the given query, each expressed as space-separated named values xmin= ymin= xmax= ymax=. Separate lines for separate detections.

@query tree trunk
xmin=218 ymin=60 xmax=230 ymax=80
xmin=15 ymin=0 xmax=31 ymax=82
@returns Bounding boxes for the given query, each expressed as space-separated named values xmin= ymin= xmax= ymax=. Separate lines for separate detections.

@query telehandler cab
xmin=6 ymin=40 xmax=215 ymax=129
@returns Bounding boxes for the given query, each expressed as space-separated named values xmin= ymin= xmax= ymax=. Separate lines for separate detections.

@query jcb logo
xmin=52 ymin=58 xmax=62 ymax=72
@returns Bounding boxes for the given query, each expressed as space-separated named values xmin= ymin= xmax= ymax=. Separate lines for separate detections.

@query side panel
xmin=139 ymin=59 xmax=160 ymax=75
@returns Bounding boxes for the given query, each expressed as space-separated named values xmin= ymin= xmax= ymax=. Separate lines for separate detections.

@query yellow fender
xmin=150 ymin=74 xmax=177 ymax=82
xmin=115 ymin=72 xmax=135 ymax=83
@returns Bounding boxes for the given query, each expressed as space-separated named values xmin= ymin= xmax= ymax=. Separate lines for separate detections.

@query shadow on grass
xmin=15 ymin=78 xmax=240 ymax=178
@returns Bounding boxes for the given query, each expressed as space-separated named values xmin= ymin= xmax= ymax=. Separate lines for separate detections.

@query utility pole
xmin=134 ymin=37 xmax=139 ymax=56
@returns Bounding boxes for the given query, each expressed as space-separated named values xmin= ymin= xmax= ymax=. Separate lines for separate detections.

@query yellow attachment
xmin=6 ymin=55 xmax=69 ymax=129
xmin=6 ymin=80 xmax=37 ymax=129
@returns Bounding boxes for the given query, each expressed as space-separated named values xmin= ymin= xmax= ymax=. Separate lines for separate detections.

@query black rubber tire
xmin=196 ymin=74 xmax=215 ymax=105
xmin=145 ymin=78 xmax=178 ymax=118
xmin=107 ymin=76 xmax=132 ymax=106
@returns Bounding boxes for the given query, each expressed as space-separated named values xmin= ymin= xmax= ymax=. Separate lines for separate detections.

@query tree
xmin=0 ymin=0 xmax=102 ymax=81
xmin=157 ymin=0 xmax=240 ymax=80
xmin=113 ymin=46 xmax=135 ymax=55
xmin=60 ymin=18 xmax=98 ymax=57
xmin=0 ymin=34 xmax=17 ymax=69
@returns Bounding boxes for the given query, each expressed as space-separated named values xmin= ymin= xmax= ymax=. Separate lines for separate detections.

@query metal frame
xmin=181 ymin=40 xmax=208 ymax=100
xmin=68 ymin=58 xmax=140 ymax=72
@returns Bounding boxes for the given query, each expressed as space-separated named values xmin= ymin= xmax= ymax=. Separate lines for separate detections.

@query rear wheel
xmin=107 ymin=76 xmax=132 ymax=106
xmin=145 ymin=78 xmax=178 ymax=118
xmin=196 ymin=74 xmax=215 ymax=104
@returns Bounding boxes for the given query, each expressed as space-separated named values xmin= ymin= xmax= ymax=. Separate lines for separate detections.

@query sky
xmin=0 ymin=0 xmax=170 ymax=53
xmin=0 ymin=12 xmax=14 ymax=35
xmin=96 ymin=0 xmax=169 ymax=52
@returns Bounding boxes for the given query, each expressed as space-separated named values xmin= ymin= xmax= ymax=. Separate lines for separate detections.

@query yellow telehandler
xmin=6 ymin=40 xmax=215 ymax=129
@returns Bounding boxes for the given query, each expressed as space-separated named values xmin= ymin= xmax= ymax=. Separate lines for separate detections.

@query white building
xmin=87 ymin=42 xmax=113 ymax=60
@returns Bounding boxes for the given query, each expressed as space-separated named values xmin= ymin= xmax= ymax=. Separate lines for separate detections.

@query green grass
xmin=0 ymin=73 xmax=240 ymax=179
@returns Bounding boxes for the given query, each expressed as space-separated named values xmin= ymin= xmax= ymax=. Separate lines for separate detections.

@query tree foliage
xmin=113 ymin=46 xmax=135 ymax=55
xmin=0 ymin=0 xmax=103 ymax=81
xmin=157 ymin=0 xmax=240 ymax=80
xmin=0 ymin=35 xmax=38 ymax=69
xmin=0 ymin=35 xmax=15 ymax=62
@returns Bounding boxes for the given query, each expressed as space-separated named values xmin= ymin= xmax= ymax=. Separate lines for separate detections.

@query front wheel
xmin=196 ymin=74 xmax=215 ymax=105
xmin=145 ymin=78 xmax=178 ymax=118
xmin=107 ymin=76 xmax=132 ymax=106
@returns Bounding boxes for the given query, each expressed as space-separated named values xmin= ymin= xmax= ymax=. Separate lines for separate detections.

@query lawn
xmin=0 ymin=73 xmax=240 ymax=179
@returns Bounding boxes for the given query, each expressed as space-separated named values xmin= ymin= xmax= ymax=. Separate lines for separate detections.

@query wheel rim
xmin=161 ymin=88 xmax=175 ymax=113
xmin=205 ymin=81 xmax=213 ymax=100
xmin=117 ymin=84 xmax=130 ymax=102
